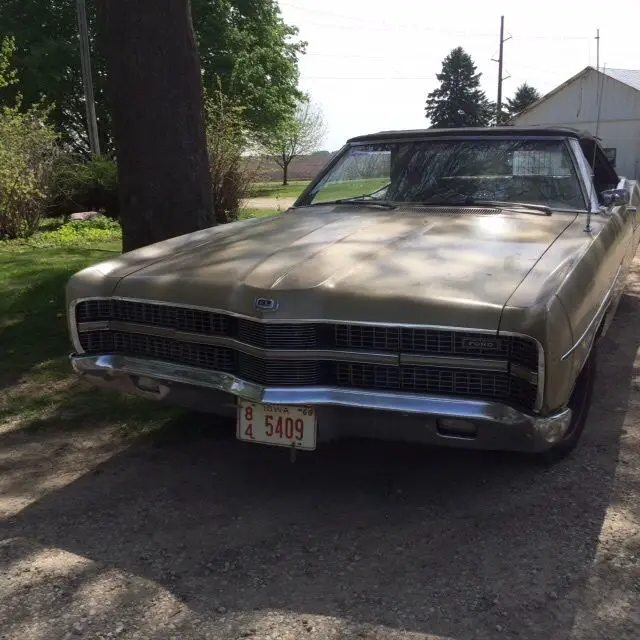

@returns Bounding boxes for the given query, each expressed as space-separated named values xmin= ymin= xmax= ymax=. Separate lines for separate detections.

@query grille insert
xmin=238 ymin=353 xmax=323 ymax=386
xmin=238 ymin=320 xmax=319 ymax=349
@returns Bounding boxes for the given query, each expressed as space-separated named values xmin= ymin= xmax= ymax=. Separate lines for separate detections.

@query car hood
xmin=112 ymin=206 xmax=577 ymax=330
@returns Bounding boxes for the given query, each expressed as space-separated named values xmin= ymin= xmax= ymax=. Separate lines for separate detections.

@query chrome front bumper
xmin=70 ymin=354 xmax=572 ymax=453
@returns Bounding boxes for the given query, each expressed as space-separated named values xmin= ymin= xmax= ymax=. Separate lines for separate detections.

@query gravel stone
xmin=2 ymin=258 xmax=640 ymax=640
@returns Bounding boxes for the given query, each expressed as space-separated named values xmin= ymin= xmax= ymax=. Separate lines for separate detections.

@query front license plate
xmin=237 ymin=400 xmax=317 ymax=451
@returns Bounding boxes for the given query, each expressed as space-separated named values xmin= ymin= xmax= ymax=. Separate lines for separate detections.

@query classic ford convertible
xmin=67 ymin=127 xmax=640 ymax=460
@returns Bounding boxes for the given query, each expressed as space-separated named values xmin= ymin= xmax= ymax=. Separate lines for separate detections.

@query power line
xmin=304 ymin=76 xmax=439 ymax=81
xmin=279 ymin=2 xmax=592 ymax=40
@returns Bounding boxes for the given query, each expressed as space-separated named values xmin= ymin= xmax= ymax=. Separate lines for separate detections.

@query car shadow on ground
xmin=2 ymin=293 xmax=639 ymax=640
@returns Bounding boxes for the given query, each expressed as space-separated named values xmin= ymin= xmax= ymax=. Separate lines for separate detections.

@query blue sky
xmin=277 ymin=0 xmax=640 ymax=150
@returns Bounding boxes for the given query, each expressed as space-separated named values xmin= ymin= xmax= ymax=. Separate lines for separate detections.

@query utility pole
xmin=492 ymin=16 xmax=511 ymax=125
xmin=595 ymin=28 xmax=600 ymax=71
xmin=77 ymin=0 xmax=101 ymax=156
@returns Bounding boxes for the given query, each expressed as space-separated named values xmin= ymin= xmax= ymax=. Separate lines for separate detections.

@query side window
xmin=570 ymin=138 xmax=598 ymax=210
xmin=604 ymin=148 xmax=617 ymax=168
xmin=592 ymin=146 xmax=619 ymax=196
xmin=576 ymin=138 xmax=619 ymax=205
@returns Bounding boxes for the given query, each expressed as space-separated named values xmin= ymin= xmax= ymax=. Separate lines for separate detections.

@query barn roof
xmin=603 ymin=68 xmax=640 ymax=92
xmin=517 ymin=66 xmax=640 ymax=118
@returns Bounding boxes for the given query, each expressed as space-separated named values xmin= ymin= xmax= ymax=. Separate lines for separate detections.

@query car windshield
xmin=300 ymin=138 xmax=587 ymax=211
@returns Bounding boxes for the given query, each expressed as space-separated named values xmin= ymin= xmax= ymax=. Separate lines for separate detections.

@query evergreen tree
xmin=425 ymin=47 xmax=492 ymax=128
xmin=505 ymin=83 xmax=541 ymax=120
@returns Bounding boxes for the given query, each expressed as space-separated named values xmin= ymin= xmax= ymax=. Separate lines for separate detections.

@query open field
xmin=1 ymin=219 xmax=640 ymax=640
xmin=244 ymin=178 xmax=389 ymax=211
xmin=247 ymin=181 xmax=310 ymax=200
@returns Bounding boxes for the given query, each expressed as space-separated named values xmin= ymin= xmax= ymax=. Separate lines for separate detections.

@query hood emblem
xmin=254 ymin=297 xmax=279 ymax=312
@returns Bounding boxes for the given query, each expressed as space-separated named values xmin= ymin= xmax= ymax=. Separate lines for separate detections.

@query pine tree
xmin=425 ymin=47 xmax=492 ymax=128
xmin=505 ymin=83 xmax=541 ymax=120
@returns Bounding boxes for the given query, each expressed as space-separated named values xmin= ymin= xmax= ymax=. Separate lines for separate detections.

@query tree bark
xmin=97 ymin=0 xmax=213 ymax=252
xmin=282 ymin=162 xmax=289 ymax=186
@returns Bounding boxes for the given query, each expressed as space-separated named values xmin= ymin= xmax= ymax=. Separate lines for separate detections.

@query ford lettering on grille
xmin=461 ymin=337 xmax=499 ymax=351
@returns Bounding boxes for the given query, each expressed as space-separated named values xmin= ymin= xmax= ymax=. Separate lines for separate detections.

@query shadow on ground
xmin=1 ymin=294 xmax=639 ymax=640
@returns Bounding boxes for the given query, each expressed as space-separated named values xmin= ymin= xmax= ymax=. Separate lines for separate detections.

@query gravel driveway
xmin=2 ymin=269 xmax=640 ymax=640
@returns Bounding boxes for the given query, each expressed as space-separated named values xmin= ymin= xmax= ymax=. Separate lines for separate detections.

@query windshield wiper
xmin=313 ymin=198 xmax=397 ymax=210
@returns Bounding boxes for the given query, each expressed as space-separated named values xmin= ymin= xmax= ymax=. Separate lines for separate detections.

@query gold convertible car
xmin=67 ymin=127 xmax=640 ymax=461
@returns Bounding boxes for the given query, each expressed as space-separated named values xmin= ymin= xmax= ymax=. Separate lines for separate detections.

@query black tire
xmin=537 ymin=347 xmax=597 ymax=464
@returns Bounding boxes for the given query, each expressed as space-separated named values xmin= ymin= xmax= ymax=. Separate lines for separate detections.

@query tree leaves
xmin=0 ymin=0 xmax=305 ymax=154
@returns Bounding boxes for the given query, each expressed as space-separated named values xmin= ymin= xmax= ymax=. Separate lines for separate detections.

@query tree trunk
xmin=282 ymin=162 xmax=289 ymax=186
xmin=97 ymin=0 xmax=213 ymax=252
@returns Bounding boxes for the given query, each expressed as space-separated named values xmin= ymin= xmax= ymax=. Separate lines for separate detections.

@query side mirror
xmin=601 ymin=188 xmax=630 ymax=207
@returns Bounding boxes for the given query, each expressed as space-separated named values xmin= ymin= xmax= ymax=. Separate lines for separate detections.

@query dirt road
xmin=2 ymin=270 xmax=640 ymax=640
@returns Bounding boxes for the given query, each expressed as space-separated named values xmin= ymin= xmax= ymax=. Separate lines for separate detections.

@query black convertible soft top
xmin=347 ymin=126 xmax=598 ymax=144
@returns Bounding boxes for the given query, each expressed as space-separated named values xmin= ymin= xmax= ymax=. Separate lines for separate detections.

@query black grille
xmin=238 ymin=319 xmax=319 ymax=349
xmin=510 ymin=337 xmax=539 ymax=370
xmin=79 ymin=330 xmax=537 ymax=410
xmin=401 ymin=329 xmax=510 ymax=358
xmin=113 ymin=300 xmax=231 ymax=335
xmin=76 ymin=299 xmax=232 ymax=335
xmin=75 ymin=300 xmax=538 ymax=369
xmin=335 ymin=362 xmax=536 ymax=409
xmin=79 ymin=331 xmax=235 ymax=372
xmin=238 ymin=353 xmax=323 ymax=386
xmin=75 ymin=299 xmax=539 ymax=410
xmin=335 ymin=325 xmax=400 ymax=350
xmin=76 ymin=299 xmax=112 ymax=322
xmin=336 ymin=362 xmax=510 ymax=397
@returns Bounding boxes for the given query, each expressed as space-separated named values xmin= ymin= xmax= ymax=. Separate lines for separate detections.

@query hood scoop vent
xmin=395 ymin=206 xmax=501 ymax=215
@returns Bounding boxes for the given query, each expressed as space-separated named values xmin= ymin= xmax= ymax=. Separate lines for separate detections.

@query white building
xmin=515 ymin=66 xmax=640 ymax=180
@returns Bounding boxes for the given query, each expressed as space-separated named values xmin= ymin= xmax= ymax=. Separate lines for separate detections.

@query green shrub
xmin=24 ymin=215 xmax=122 ymax=247
xmin=48 ymin=155 xmax=119 ymax=219
xmin=0 ymin=105 xmax=59 ymax=239
xmin=0 ymin=38 xmax=58 ymax=240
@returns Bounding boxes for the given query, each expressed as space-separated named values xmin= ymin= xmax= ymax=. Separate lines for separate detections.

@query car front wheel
xmin=538 ymin=348 xmax=596 ymax=464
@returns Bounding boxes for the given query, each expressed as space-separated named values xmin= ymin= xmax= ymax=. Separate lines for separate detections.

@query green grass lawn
xmin=0 ymin=218 xmax=181 ymax=436
xmin=246 ymin=180 xmax=310 ymax=199
xmin=0 ymin=210 xmax=279 ymax=436
xmin=239 ymin=208 xmax=280 ymax=219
